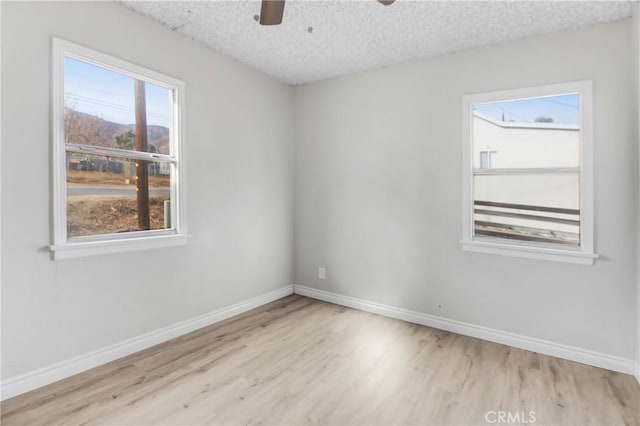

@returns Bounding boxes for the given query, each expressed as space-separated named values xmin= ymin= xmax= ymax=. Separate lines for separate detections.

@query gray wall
xmin=294 ymin=20 xmax=637 ymax=360
xmin=1 ymin=1 xmax=294 ymax=379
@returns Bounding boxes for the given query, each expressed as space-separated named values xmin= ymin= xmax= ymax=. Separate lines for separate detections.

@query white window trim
xmin=50 ymin=38 xmax=188 ymax=260
xmin=460 ymin=81 xmax=598 ymax=265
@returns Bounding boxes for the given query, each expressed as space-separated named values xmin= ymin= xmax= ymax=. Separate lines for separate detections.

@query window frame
xmin=461 ymin=81 xmax=598 ymax=265
xmin=50 ymin=38 xmax=188 ymax=260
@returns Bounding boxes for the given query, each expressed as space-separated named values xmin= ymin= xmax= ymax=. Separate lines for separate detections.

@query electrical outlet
xmin=318 ymin=267 xmax=326 ymax=280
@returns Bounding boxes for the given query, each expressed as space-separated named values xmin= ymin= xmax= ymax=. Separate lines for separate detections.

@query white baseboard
xmin=2 ymin=284 xmax=634 ymax=401
xmin=1 ymin=285 xmax=293 ymax=401
xmin=294 ymin=285 xmax=636 ymax=376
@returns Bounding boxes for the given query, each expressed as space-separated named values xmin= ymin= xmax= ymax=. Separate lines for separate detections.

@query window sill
xmin=49 ymin=234 xmax=190 ymax=260
xmin=461 ymin=239 xmax=598 ymax=265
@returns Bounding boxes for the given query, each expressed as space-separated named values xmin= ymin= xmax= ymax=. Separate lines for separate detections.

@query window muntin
xmin=52 ymin=39 xmax=186 ymax=258
xmin=461 ymin=82 xmax=596 ymax=264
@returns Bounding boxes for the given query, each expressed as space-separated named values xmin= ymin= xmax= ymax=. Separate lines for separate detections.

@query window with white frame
xmin=51 ymin=38 xmax=187 ymax=259
xmin=461 ymin=81 xmax=597 ymax=265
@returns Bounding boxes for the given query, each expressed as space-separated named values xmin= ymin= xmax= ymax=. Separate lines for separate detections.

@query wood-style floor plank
xmin=2 ymin=295 xmax=638 ymax=425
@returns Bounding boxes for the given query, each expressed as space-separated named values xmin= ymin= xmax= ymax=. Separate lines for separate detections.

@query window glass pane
xmin=66 ymin=153 xmax=172 ymax=238
xmin=64 ymin=57 xmax=172 ymax=155
xmin=472 ymin=94 xmax=580 ymax=169
xmin=473 ymin=173 xmax=579 ymax=246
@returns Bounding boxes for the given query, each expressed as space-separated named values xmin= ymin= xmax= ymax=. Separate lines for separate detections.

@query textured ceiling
xmin=121 ymin=1 xmax=637 ymax=85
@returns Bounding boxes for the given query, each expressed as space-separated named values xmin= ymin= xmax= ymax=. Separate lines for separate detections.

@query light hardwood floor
xmin=2 ymin=295 xmax=639 ymax=425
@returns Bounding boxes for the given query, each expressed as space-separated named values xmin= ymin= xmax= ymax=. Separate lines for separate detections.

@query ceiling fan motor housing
xmin=258 ymin=0 xmax=394 ymax=26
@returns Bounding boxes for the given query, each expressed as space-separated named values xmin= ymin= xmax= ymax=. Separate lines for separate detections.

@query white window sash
xmin=472 ymin=167 xmax=579 ymax=175
xmin=65 ymin=143 xmax=176 ymax=163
